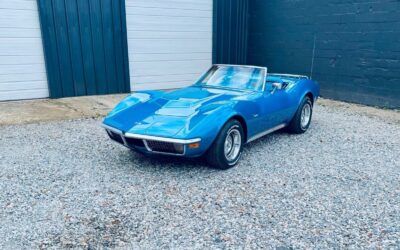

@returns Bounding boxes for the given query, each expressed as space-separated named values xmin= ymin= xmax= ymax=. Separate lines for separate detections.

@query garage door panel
xmin=128 ymin=16 xmax=211 ymax=29
xmin=0 ymin=10 xmax=42 ymax=28
xmin=131 ymin=60 xmax=210 ymax=76
xmin=126 ymin=0 xmax=212 ymax=90
xmin=132 ymin=73 xmax=202 ymax=85
xmin=0 ymin=72 xmax=47 ymax=83
xmin=128 ymin=39 xmax=211 ymax=54
xmin=133 ymin=81 xmax=196 ymax=91
xmin=0 ymin=89 xmax=48 ymax=101
xmin=0 ymin=56 xmax=46 ymax=65
xmin=126 ymin=6 xmax=212 ymax=18
xmin=128 ymin=30 xmax=211 ymax=40
xmin=131 ymin=52 xmax=211 ymax=62
xmin=0 ymin=28 xmax=41 ymax=38
xmin=0 ymin=38 xmax=44 ymax=56
xmin=127 ymin=22 xmax=210 ymax=33
xmin=126 ymin=0 xmax=211 ymax=11
xmin=0 ymin=0 xmax=37 ymax=11
xmin=0 ymin=81 xmax=47 ymax=91
xmin=0 ymin=1 xmax=48 ymax=101
xmin=0 ymin=64 xmax=46 ymax=75
xmin=128 ymin=25 xmax=210 ymax=32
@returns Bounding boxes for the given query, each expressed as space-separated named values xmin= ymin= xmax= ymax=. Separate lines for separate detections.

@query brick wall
xmin=247 ymin=0 xmax=400 ymax=108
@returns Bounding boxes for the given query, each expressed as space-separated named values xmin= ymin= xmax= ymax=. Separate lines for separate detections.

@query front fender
xmin=105 ymin=90 xmax=165 ymax=117
xmin=175 ymin=99 xmax=257 ymax=155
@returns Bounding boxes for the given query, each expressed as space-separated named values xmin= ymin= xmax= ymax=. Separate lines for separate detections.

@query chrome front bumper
xmin=102 ymin=124 xmax=201 ymax=156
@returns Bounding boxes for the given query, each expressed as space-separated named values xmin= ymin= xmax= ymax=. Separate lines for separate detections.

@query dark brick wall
xmin=247 ymin=0 xmax=400 ymax=108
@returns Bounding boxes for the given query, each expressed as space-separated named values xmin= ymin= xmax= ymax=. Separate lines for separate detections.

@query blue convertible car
xmin=103 ymin=64 xmax=319 ymax=169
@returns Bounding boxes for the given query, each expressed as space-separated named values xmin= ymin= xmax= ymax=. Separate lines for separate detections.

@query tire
xmin=287 ymin=96 xmax=313 ymax=134
xmin=206 ymin=119 xmax=244 ymax=170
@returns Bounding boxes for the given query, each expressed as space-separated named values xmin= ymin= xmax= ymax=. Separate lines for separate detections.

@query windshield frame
xmin=195 ymin=64 xmax=268 ymax=92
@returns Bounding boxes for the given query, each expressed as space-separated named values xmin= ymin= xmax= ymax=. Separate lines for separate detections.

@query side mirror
xmin=270 ymin=82 xmax=283 ymax=94
xmin=272 ymin=82 xmax=283 ymax=90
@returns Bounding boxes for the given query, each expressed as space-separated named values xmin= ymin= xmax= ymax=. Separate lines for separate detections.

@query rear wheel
xmin=287 ymin=96 xmax=313 ymax=134
xmin=206 ymin=120 xmax=244 ymax=170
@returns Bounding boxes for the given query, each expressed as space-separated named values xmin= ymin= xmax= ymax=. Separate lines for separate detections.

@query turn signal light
xmin=188 ymin=142 xmax=200 ymax=149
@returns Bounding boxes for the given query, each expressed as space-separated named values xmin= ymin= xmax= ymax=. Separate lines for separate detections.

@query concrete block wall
xmin=247 ymin=0 xmax=400 ymax=108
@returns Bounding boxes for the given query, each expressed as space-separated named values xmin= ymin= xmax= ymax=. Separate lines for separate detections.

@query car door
xmin=259 ymin=81 xmax=291 ymax=130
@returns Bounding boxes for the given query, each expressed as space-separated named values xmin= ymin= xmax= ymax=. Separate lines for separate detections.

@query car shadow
xmin=118 ymin=129 xmax=293 ymax=172
xmin=124 ymin=150 xmax=213 ymax=172
xmin=244 ymin=129 xmax=287 ymax=150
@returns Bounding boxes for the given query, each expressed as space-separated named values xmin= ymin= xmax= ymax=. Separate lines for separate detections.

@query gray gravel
xmin=0 ymin=104 xmax=399 ymax=249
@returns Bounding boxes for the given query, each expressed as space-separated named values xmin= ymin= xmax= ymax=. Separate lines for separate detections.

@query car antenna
xmin=310 ymin=34 xmax=317 ymax=80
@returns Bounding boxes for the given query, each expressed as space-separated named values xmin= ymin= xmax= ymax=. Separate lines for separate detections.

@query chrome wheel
xmin=300 ymin=103 xmax=311 ymax=128
xmin=224 ymin=127 xmax=242 ymax=161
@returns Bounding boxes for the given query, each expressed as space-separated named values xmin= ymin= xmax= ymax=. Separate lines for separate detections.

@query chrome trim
xmin=142 ymin=140 xmax=152 ymax=151
xmin=121 ymin=135 xmax=128 ymax=145
xmin=247 ymin=124 xmax=286 ymax=143
xmin=102 ymin=124 xmax=129 ymax=147
xmin=269 ymin=73 xmax=309 ymax=79
xmin=224 ymin=125 xmax=242 ymax=161
xmin=214 ymin=64 xmax=268 ymax=70
xmin=124 ymin=133 xmax=201 ymax=144
xmin=101 ymin=123 xmax=197 ymax=156
xmin=102 ymin=123 xmax=123 ymax=134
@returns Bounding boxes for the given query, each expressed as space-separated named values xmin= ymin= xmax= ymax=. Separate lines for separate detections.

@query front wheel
xmin=287 ymin=96 xmax=313 ymax=134
xmin=206 ymin=120 xmax=244 ymax=170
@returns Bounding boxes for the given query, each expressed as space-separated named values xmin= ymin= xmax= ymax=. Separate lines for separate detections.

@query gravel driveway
xmin=0 ymin=104 xmax=399 ymax=249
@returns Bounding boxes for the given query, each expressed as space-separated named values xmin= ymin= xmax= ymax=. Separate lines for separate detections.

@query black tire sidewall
xmin=287 ymin=96 xmax=313 ymax=134
xmin=209 ymin=120 xmax=244 ymax=169
xmin=299 ymin=98 xmax=313 ymax=131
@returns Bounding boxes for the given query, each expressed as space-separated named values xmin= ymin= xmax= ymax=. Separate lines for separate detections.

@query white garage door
xmin=125 ymin=0 xmax=213 ymax=91
xmin=0 ymin=0 xmax=48 ymax=101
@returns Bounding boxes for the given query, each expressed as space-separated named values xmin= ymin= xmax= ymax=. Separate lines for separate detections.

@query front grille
xmin=104 ymin=127 xmax=186 ymax=155
xmin=145 ymin=140 xmax=184 ymax=155
xmin=125 ymin=138 xmax=145 ymax=148
xmin=107 ymin=130 xmax=124 ymax=144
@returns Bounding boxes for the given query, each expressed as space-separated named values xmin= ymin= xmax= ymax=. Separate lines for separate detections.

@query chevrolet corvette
xmin=102 ymin=64 xmax=320 ymax=169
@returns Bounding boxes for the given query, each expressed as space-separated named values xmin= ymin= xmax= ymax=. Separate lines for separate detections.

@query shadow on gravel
xmin=244 ymin=130 xmax=286 ymax=149
xmin=125 ymin=150 xmax=213 ymax=172
xmin=115 ymin=130 xmax=294 ymax=173
xmin=111 ymin=128 xmax=308 ymax=174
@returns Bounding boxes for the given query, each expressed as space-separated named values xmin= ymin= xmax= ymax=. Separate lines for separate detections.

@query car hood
xmin=104 ymin=86 xmax=250 ymax=137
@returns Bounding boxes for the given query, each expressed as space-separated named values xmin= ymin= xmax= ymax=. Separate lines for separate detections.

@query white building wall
xmin=125 ymin=0 xmax=213 ymax=91
xmin=0 ymin=0 xmax=49 ymax=101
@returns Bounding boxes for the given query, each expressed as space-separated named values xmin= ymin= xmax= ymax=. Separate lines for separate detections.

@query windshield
xmin=196 ymin=65 xmax=266 ymax=91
